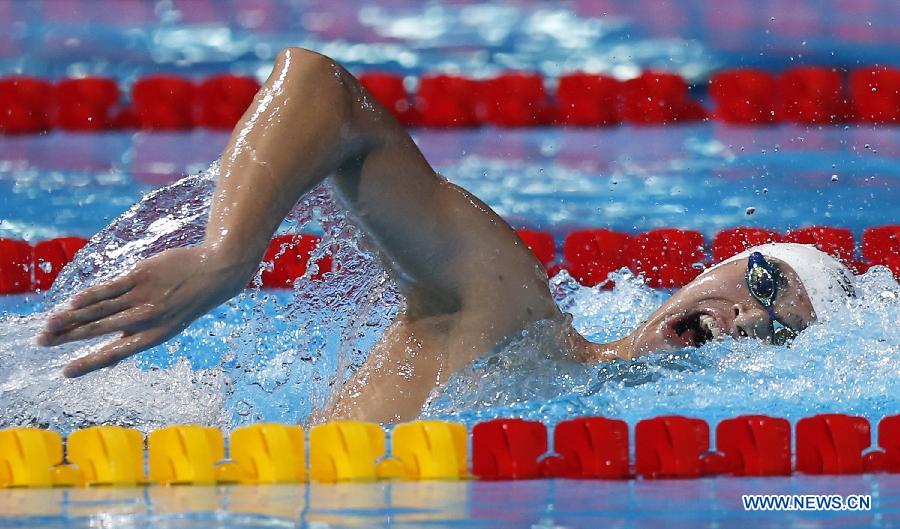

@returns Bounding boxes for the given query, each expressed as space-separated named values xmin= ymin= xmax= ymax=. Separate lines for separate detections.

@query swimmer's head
xmin=623 ymin=243 xmax=856 ymax=356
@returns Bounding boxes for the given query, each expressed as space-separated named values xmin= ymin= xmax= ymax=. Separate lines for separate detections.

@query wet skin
xmin=36 ymin=48 xmax=816 ymax=423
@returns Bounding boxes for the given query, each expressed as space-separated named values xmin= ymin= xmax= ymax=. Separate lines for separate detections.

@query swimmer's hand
xmin=36 ymin=245 xmax=254 ymax=378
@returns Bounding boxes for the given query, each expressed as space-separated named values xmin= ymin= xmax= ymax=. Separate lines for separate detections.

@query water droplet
xmin=831 ymin=174 xmax=839 ymax=182
xmin=745 ymin=207 xmax=756 ymax=215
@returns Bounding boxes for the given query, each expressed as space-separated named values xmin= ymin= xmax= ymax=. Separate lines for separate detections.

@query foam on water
xmin=0 ymin=163 xmax=898 ymax=433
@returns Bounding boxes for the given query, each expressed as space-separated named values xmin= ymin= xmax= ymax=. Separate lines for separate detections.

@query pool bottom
xmin=1 ymin=475 xmax=895 ymax=529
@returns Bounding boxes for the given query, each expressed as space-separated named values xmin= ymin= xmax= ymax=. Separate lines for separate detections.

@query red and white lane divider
xmin=1 ymin=66 xmax=898 ymax=133
xmin=1 ymin=225 xmax=897 ymax=294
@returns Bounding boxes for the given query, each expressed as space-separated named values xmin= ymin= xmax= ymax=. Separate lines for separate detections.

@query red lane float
xmin=55 ymin=78 xmax=119 ymax=131
xmin=713 ymin=415 xmax=791 ymax=476
xmin=883 ymin=257 xmax=900 ymax=278
xmin=259 ymin=234 xmax=331 ymax=288
xmin=785 ymin=226 xmax=855 ymax=263
xmin=479 ymin=73 xmax=551 ymax=127
xmin=795 ymin=414 xmax=872 ymax=475
xmin=862 ymin=225 xmax=900 ymax=265
xmin=634 ymin=415 xmax=710 ymax=479
xmin=628 ymin=228 xmax=705 ymax=288
xmin=358 ymin=72 xmax=417 ymax=126
xmin=621 ymin=71 xmax=706 ymax=124
xmin=111 ymin=106 xmax=139 ymax=129
xmin=562 ymin=229 xmax=631 ymax=287
xmin=472 ymin=419 xmax=548 ymax=480
xmin=196 ymin=75 xmax=260 ymax=130
xmin=516 ymin=230 xmax=556 ymax=270
xmin=0 ymin=239 xmax=32 ymax=294
xmin=415 ymin=74 xmax=480 ymax=128
xmin=0 ymin=77 xmax=54 ymax=134
xmin=551 ymin=417 xmax=630 ymax=479
xmin=709 ymin=69 xmax=778 ymax=124
xmin=875 ymin=416 xmax=900 ymax=473
xmin=132 ymin=76 xmax=196 ymax=130
xmin=32 ymin=237 xmax=88 ymax=291
xmin=849 ymin=67 xmax=900 ymax=124
xmin=555 ymin=73 xmax=621 ymax=126
xmin=779 ymin=67 xmax=849 ymax=124
xmin=711 ymin=227 xmax=783 ymax=262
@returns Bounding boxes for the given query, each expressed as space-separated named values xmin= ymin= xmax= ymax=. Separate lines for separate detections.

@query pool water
xmin=1 ymin=1 xmax=899 ymax=528
xmin=3 ymin=476 xmax=898 ymax=528
xmin=3 ymin=126 xmax=899 ymax=241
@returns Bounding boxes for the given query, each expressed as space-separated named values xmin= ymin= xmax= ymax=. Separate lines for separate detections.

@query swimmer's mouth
xmin=665 ymin=311 xmax=726 ymax=348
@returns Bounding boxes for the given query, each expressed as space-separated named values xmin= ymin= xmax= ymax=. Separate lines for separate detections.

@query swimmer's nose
xmin=731 ymin=302 xmax=774 ymax=341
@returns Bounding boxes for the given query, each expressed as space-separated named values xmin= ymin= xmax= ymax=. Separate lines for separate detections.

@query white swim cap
xmin=704 ymin=242 xmax=856 ymax=321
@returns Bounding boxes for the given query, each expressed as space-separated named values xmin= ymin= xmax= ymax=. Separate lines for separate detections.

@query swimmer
xmin=35 ymin=49 xmax=856 ymax=423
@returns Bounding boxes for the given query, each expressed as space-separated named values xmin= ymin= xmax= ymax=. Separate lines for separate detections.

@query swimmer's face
xmin=626 ymin=257 xmax=816 ymax=355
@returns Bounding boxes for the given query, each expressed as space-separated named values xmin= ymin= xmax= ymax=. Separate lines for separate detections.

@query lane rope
xmin=1 ymin=413 xmax=898 ymax=487
xmin=1 ymin=66 xmax=898 ymax=133
xmin=2 ymin=225 xmax=897 ymax=294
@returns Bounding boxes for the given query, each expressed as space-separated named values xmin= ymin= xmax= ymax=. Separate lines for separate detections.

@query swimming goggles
xmin=745 ymin=251 xmax=797 ymax=345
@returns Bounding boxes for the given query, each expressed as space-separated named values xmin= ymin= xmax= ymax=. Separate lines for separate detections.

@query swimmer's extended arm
xmin=39 ymin=48 xmax=557 ymax=378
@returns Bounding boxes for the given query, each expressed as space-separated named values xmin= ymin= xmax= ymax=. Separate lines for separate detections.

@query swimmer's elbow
xmin=274 ymin=47 xmax=337 ymax=77
xmin=271 ymin=47 xmax=355 ymax=120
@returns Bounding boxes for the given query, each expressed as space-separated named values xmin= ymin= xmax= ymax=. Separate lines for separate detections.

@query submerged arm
xmin=38 ymin=48 xmax=555 ymax=378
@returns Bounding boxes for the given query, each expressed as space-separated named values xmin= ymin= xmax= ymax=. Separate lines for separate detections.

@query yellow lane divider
xmin=68 ymin=426 xmax=145 ymax=486
xmin=0 ymin=420 xmax=468 ymax=488
xmin=391 ymin=420 xmax=468 ymax=480
xmin=309 ymin=421 xmax=385 ymax=483
xmin=231 ymin=423 xmax=305 ymax=484
xmin=0 ymin=428 xmax=83 ymax=487
xmin=148 ymin=425 xmax=243 ymax=485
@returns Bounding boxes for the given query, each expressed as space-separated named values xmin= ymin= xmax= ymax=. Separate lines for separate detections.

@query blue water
xmin=1 ymin=1 xmax=900 ymax=528
xmin=3 ymin=126 xmax=898 ymax=241
xmin=1 ymin=477 xmax=897 ymax=528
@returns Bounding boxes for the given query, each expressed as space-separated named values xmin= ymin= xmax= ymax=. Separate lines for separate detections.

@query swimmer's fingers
xmin=41 ymin=295 xmax=134 ymax=338
xmin=68 ymin=274 xmax=136 ymax=310
xmin=63 ymin=328 xmax=167 ymax=378
xmin=40 ymin=304 xmax=159 ymax=347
